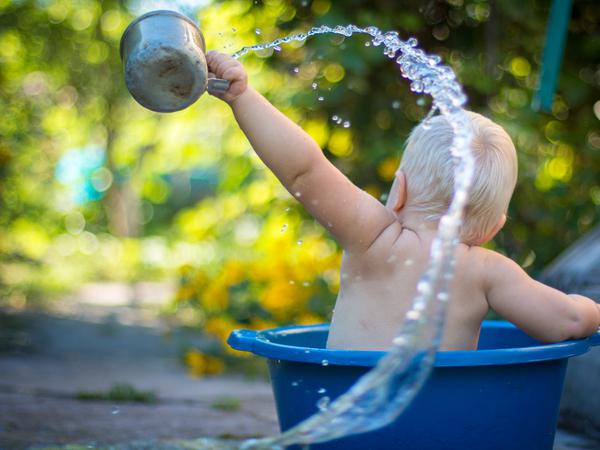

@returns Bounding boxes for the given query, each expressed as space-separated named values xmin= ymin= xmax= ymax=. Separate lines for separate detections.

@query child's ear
xmin=392 ymin=170 xmax=407 ymax=213
xmin=479 ymin=214 xmax=506 ymax=244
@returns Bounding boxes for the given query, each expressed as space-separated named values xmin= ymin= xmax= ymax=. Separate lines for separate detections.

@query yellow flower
xmin=297 ymin=313 xmax=324 ymax=325
xmin=224 ymin=345 xmax=252 ymax=358
xmin=201 ymin=280 xmax=229 ymax=311
xmin=249 ymin=318 xmax=278 ymax=331
xmin=176 ymin=285 xmax=196 ymax=302
xmin=184 ymin=350 xmax=225 ymax=377
xmin=205 ymin=316 xmax=237 ymax=344
xmin=260 ymin=280 xmax=311 ymax=320
xmin=221 ymin=260 xmax=246 ymax=285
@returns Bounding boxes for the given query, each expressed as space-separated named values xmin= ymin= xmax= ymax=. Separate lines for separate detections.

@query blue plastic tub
xmin=228 ymin=321 xmax=600 ymax=450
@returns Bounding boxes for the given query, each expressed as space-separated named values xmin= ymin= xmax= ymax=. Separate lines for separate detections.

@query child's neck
xmin=395 ymin=209 xmax=440 ymax=237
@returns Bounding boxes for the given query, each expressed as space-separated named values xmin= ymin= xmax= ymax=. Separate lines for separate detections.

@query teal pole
xmin=532 ymin=0 xmax=572 ymax=112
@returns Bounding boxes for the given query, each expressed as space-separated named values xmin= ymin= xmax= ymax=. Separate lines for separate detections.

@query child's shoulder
xmin=463 ymin=245 xmax=512 ymax=264
xmin=463 ymin=245 xmax=522 ymax=289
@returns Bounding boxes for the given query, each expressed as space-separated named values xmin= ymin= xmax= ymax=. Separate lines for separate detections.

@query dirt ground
xmin=0 ymin=289 xmax=278 ymax=449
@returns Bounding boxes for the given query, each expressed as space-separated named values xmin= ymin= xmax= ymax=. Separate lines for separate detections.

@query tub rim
xmin=228 ymin=321 xmax=598 ymax=367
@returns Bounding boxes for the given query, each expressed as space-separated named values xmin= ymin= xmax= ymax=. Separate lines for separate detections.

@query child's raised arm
xmin=207 ymin=51 xmax=395 ymax=252
xmin=483 ymin=250 xmax=600 ymax=342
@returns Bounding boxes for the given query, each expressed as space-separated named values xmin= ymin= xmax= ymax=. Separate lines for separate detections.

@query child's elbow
xmin=560 ymin=302 xmax=600 ymax=341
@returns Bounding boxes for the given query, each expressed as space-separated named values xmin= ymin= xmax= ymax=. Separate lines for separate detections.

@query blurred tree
xmin=1 ymin=0 xmax=600 ymax=360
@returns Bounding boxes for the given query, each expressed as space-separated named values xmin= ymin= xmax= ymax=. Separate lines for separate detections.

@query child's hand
xmin=206 ymin=51 xmax=248 ymax=104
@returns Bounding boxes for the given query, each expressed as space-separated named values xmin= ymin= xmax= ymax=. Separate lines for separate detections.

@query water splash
xmin=231 ymin=24 xmax=474 ymax=449
xmin=119 ymin=10 xmax=473 ymax=446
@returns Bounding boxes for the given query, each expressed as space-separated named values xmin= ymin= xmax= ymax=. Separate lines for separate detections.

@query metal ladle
xmin=120 ymin=10 xmax=230 ymax=113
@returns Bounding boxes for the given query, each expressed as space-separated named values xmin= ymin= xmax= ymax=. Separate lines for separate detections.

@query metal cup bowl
xmin=120 ymin=10 xmax=209 ymax=113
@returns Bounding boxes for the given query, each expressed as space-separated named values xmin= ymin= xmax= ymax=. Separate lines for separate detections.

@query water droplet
xmin=365 ymin=26 xmax=381 ymax=36
xmin=304 ymin=349 xmax=311 ymax=354
xmin=417 ymin=97 xmax=426 ymax=106
xmin=317 ymin=396 xmax=330 ymax=411
xmin=392 ymin=100 xmax=401 ymax=109
xmin=297 ymin=240 xmax=303 ymax=245
xmin=410 ymin=80 xmax=424 ymax=93
xmin=321 ymin=359 xmax=329 ymax=366
xmin=317 ymin=388 xmax=327 ymax=394
xmin=293 ymin=67 xmax=299 ymax=73
xmin=365 ymin=41 xmax=371 ymax=47
xmin=437 ymin=292 xmax=449 ymax=301
xmin=430 ymin=55 xmax=442 ymax=65
xmin=302 ymin=281 xmax=310 ymax=287
xmin=417 ymin=281 xmax=432 ymax=297
xmin=318 ymin=96 xmax=324 ymax=101
xmin=274 ymin=45 xmax=282 ymax=52
xmin=406 ymin=37 xmax=418 ymax=47
xmin=295 ymin=191 xmax=302 ymax=197
xmin=343 ymin=120 xmax=351 ymax=128
xmin=292 ymin=381 xmax=299 ymax=386
xmin=285 ymin=207 xmax=291 ymax=212
xmin=311 ymin=82 xmax=318 ymax=90
xmin=255 ymin=28 xmax=262 ymax=35
xmin=332 ymin=115 xmax=339 ymax=121
xmin=111 ymin=406 xmax=120 ymax=415
xmin=281 ymin=223 xmax=288 ymax=233
xmin=393 ymin=336 xmax=407 ymax=346
xmin=406 ymin=310 xmax=421 ymax=320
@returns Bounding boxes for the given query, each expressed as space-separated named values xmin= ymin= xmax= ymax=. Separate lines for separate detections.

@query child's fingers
xmin=206 ymin=51 xmax=235 ymax=76
xmin=222 ymin=66 xmax=246 ymax=83
xmin=205 ymin=51 xmax=247 ymax=102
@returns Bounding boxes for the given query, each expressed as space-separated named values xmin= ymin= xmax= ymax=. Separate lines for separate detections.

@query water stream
xmin=120 ymin=15 xmax=474 ymax=448
xmin=230 ymin=24 xmax=474 ymax=449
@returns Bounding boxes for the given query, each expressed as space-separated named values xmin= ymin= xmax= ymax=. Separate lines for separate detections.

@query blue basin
xmin=228 ymin=321 xmax=600 ymax=450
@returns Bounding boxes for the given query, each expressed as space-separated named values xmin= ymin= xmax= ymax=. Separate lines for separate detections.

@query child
xmin=206 ymin=51 xmax=600 ymax=351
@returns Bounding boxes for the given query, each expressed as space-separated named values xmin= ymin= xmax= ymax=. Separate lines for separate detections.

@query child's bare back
xmin=328 ymin=228 xmax=488 ymax=351
xmin=328 ymin=223 xmax=600 ymax=351
xmin=206 ymin=51 xmax=600 ymax=352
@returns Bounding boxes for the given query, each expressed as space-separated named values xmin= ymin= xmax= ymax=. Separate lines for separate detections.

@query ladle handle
xmin=207 ymin=78 xmax=231 ymax=95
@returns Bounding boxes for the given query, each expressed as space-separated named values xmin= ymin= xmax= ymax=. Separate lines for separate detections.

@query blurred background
xmin=3 ymin=0 xmax=600 ymax=361
xmin=1 ymin=0 xmax=600 ymax=447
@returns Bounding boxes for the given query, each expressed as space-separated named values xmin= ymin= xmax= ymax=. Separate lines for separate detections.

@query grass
xmin=210 ymin=396 xmax=241 ymax=412
xmin=75 ymin=383 xmax=157 ymax=403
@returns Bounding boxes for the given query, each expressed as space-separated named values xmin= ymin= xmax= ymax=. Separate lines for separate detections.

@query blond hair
xmin=399 ymin=111 xmax=517 ymax=245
